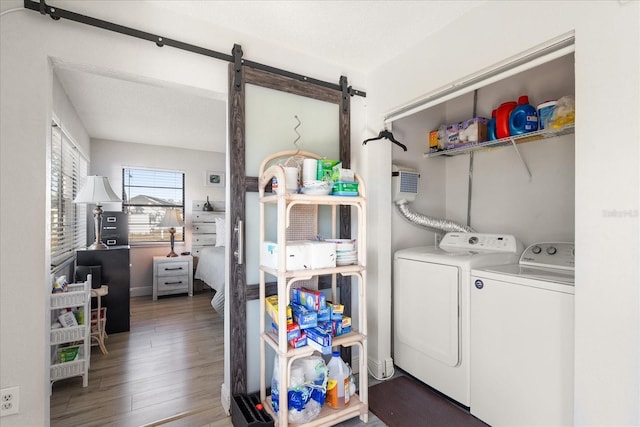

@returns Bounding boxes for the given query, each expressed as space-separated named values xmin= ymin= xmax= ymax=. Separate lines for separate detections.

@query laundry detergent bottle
xmin=509 ymin=95 xmax=538 ymax=135
xmin=488 ymin=109 xmax=497 ymax=141
xmin=327 ymin=351 xmax=350 ymax=408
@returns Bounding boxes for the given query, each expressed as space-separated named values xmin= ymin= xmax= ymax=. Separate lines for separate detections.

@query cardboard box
xmin=271 ymin=322 xmax=301 ymax=341
xmin=306 ymin=326 xmax=332 ymax=347
xmin=443 ymin=117 xmax=489 ymax=149
xmin=327 ymin=302 xmax=344 ymax=320
xmin=291 ymin=303 xmax=317 ymax=329
xmin=265 ymin=295 xmax=292 ymax=326
xmin=306 ymin=338 xmax=332 ymax=355
xmin=289 ymin=331 xmax=307 ymax=349
xmin=317 ymin=159 xmax=341 ymax=181
xmin=317 ymin=305 xmax=330 ymax=322
xmin=291 ymin=287 xmax=326 ymax=311
xmin=428 ymin=130 xmax=440 ymax=153
xmin=262 ymin=241 xmax=336 ymax=271
xmin=332 ymin=316 xmax=352 ymax=336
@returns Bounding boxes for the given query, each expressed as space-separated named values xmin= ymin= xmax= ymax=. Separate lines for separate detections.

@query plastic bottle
xmin=509 ymin=95 xmax=538 ymax=135
xmin=487 ymin=109 xmax=497 ymax=141
xmin=326 ymin=351 xmax=350 ymax=408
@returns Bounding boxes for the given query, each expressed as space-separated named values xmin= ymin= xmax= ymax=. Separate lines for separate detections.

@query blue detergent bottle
xmin=488 ymin=109 xmax=497 ymax=140
xmin=509 ymin=95 xmax=538 ymax=135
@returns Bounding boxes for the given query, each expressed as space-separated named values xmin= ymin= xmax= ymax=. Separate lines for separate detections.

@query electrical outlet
xmin=1 ymin=386 xmax=19 ymax=417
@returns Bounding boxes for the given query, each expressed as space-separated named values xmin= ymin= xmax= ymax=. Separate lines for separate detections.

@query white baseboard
xmin=368 ymin=355 xmax=395 ymax=379
xmin=221 ymin=382 xmax=231 ymax=415
xmin=130 ymin=286 xmax=152 ymax=297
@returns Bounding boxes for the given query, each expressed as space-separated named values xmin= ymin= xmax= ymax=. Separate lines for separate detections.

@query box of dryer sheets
xmin=290 ymin=303 xmax=317 ymax=329
xmin=265 ymin=295 xmax=292 ymax=326
xmin=291 ymin=287 xmax=326 ymax=311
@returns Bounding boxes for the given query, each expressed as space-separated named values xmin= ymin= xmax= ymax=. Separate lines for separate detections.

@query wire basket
xmin=51 ymin=290 xmax=86 ymax=308
xmin=50 ymin=325 xmax=86 ymax=345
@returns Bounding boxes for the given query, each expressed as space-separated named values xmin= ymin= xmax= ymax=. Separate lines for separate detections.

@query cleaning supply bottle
xmin=326 ymin=351 xmax=350 ymax=408
xmin=509 ymin=95 xmax=538 ymax=135
xmin=487 ymin=109 xmax=497 ymax=141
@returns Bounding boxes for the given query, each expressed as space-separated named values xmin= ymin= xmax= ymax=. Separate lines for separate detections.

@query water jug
xmin=326 ymin=351 xmax=350 ymax=408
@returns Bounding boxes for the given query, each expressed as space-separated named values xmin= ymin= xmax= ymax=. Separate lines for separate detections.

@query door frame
xmin=228 ymin=63 xmax=351 ymax=394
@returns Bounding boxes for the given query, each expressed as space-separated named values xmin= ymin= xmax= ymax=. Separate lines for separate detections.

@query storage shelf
xmin=262 ymin=330 xmax=367 ymax=358
xmin=423 ymin=123 xmax=575 ymax=158
xmin=260 ymin=193 xmax=366 ymax=206
xmin=263 ymin=394 xmax=368 ymax=427
xmin=260 ymin=264 xmax=364 ymax=279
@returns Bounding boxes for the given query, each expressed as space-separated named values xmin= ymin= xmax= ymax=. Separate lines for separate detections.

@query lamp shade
xmin=158 ymin=208 xmax=184 ymax=228
xmin=74 ymin=176 xmax=121 ymax=204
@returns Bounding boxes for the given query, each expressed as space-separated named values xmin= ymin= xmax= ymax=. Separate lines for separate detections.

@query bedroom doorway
xmin=227 ymin=64 xmax=352 ymax=395
xmin=50 ymin=63 xmax=229 ymax=424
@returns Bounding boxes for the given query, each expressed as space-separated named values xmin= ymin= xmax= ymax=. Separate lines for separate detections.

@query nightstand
xmin=153 ymin=255 xmax=193 ymax=301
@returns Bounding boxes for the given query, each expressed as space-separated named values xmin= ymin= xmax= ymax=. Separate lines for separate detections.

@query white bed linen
xmin=194 ymin=246 xmax=225 ymax=293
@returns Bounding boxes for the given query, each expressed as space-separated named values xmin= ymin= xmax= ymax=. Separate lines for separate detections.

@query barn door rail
xmin=23 ymin=0 xmax=366 ymax=100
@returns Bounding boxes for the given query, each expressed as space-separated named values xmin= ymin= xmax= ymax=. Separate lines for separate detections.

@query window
xmin=122 ymin=168 xmax=185 ymax=243
xmin=50 ymin=121 xmax=88 ymax=272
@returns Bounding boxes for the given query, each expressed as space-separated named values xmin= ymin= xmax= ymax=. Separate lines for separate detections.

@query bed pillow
xmin=215 ymin=217 xmax=225 ymax=247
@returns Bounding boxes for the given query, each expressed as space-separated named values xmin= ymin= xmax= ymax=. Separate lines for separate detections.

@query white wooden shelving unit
xmin=49 ymin=276 xmax=91 ymax=389
xmin=257 ymin=150 xmax=368 ymax=427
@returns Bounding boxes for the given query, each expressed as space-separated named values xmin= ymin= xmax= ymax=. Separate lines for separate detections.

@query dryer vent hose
xmin=395 ymin=199 xmax=474 ymax=234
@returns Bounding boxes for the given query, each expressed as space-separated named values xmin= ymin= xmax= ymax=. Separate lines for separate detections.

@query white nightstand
xmin=153 ymin=255 xmax=193 ymax=301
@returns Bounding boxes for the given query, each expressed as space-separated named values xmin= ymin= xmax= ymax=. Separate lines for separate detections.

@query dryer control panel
xmin=440 ymin=233 xmax=521 ymax=253
xmin=520 ymin=242 xmax=575 ymax=270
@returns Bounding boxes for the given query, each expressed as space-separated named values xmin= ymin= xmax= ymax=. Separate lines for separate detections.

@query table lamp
xmin=74 ymin=176 xmax=122 ymax=250
xmin=158 ymin=208 xmax=184 ymax=257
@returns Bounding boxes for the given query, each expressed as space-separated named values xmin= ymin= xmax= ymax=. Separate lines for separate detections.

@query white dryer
xmin=393 ymin=232 xmax=523 ymax=407
xmin=470 ymin=242 xmax=575 ymax=426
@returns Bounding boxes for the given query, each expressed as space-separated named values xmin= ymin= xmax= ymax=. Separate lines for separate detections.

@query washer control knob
xmin=546 ymin=246 xmax=557 ymax=255
xmin=468 ymin=236 xmax=478 ymax=245
xmin=531 ymin=245 xmax=542 ymax=254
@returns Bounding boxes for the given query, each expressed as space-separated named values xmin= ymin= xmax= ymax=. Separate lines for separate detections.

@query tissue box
xmin=265 ymin=295 xmax=292 ymax=326
xmin=291 ymin=303 xmax=317 ymax=329
xmin=262 ymin=241 xmax=336 ymax=271
xmin=291 ymin=287 xmax=326 ymax=311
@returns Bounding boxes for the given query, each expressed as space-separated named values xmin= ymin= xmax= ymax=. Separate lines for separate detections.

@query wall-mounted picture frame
xmin=205 ymin=170 xmax=225 ymax=187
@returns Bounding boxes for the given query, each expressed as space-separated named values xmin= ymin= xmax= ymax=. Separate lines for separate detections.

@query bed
xmin=194 ymin=246 xmax=226 ymax=315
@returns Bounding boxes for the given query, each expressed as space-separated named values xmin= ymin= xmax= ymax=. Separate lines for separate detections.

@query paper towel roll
xmin=302 ymin=158 xmax=317 ymax=184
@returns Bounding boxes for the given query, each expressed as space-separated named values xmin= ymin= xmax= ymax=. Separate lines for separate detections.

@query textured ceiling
xmin=46 ymin=1 xmax=484 ymax=152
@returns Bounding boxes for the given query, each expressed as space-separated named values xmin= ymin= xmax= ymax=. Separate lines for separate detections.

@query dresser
xmin=153 ymin=255 xmax=193 ymax=300
xmin=191 ymin=200 xmax=225 ymax=258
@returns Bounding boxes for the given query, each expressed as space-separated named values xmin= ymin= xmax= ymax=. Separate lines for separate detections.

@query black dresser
xmin=76 ymin=246 xmax=131 ymax=334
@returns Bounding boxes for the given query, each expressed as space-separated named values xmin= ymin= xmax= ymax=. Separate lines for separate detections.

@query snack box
xmin=291 ymin=287 xmax=326 ymax=311
xmin=291 ymin=303 xmax=317 ymax=329
xmin=265 ymin=295 xmax=292 ymax=326
xmin=289 ymin=331 xmax=307 ymax=349
xmin=327 ymin=301 xmax=344 ymax=320
xmin=271 ymin=322 xmax=301 ymax=341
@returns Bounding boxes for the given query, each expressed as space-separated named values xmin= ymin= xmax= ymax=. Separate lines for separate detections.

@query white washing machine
xmin=393 ymin=232 xmax=523 ymax=407
xmin=470 ymin=242 xmax=575 ymax=426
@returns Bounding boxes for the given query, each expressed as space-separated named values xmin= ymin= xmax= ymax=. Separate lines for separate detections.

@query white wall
xmin=0 ymin=5 xmax=365 ymax=426
xmin=366 ymin=1 xmax=639 ymax=425
xmin=52 ymin=73 xmax=90 ymax=158
xmin=90 ymin=139 xmax=225 ymax=295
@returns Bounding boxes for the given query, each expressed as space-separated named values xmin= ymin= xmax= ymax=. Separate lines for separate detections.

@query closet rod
xmin=23 ymin=0 xmax=366 ymax=98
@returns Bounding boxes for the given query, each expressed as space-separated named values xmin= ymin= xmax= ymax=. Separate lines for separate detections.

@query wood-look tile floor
xmin=50 ymin=291 xmax=231 ymax=427
xmin=50 ymin=290 xmax=386 ymax=427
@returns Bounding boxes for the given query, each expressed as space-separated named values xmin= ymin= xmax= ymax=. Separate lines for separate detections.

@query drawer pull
xmin=164 ymin=267 xmax=183 ymax=271
xmin=104 ymin=226 xmax=117 ymax=230
xmin=165 ymin=281 xmax=183 ymax=285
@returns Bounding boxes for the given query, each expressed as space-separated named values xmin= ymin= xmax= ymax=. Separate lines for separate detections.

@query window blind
xmin=50 ymin=122 xmax=87 ymax=271
xmin=122 ymin=168 xmax=185 ymax=243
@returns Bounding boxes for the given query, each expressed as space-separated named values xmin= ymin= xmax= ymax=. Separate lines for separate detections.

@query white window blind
xmin=50 ymin=122 xmax=87 ymax=271
xmin=122 ymin=168 xmax=185 ymax=243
